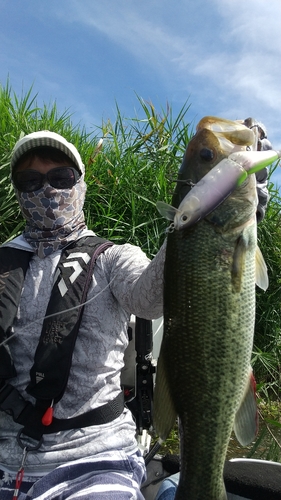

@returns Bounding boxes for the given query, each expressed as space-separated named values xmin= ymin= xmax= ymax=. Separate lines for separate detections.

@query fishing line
xmin=168 ymin=177 xmax=196 ymax=187
xmin=166 ymin=223 xmax=175 ymax=234
xmin=173 ymin=178 xmax=196 ymax=187
xmin=0 ymin=275 xmax=118 ymax=348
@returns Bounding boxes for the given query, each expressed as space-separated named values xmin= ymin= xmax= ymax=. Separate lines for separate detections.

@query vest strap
xmin=0 ymin=235 xmax=119 ymax=438
xmin=0 ymin=248 xmax=31 ymax=379
xmin=0 ymin=382 xmax=124 ymax=440
xmin=26 ymin=237 xmax=113 ymax=403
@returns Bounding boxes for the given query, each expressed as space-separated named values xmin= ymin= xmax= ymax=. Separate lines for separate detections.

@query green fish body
xmin=154 ymin=117 xmax=268 ymax=500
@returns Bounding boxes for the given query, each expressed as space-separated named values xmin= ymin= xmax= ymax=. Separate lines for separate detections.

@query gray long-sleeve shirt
xmin=0 ymin=231 xmax=165 ymax=474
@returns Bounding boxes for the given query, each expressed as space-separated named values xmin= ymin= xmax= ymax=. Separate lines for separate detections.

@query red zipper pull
xmin=42 ymin=400 xmax=54 ymax=426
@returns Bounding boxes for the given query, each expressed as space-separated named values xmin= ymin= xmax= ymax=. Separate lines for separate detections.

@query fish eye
xmin=200 ymin=148 xmax=214 ymax=161
xmin=181 ymin=215 xmax=188 ymax=221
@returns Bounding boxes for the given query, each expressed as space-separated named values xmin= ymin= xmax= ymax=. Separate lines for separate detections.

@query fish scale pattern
xmin=155 ymin=173 xmax=258 ymax=500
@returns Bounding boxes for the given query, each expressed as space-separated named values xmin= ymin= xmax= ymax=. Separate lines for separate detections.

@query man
xmin=0 ymin=131 xmax=166 ymax=499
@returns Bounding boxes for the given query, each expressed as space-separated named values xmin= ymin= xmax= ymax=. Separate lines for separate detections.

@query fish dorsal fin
xmin=255 ymin=246 xmax=269 ymax=291
xmin=156 ymin=201 xmax=179 ymax=222
xmin=153 ymin=350 xmax=177 ymax=441
xmin=234 ymin=368 xmax=258 ymax=446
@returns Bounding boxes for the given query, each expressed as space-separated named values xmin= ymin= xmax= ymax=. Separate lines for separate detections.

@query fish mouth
xmin=196 ymin=116 xmax=257 ymax=156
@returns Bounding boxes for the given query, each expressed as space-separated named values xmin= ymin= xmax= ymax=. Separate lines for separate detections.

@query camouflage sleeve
xmin=255 ymin=137 xmax=273 ymax=222
xmin=255 ymin=166 xmax=269 ymax=223
xmin=243 ymin=118 xmax=272 ymax=222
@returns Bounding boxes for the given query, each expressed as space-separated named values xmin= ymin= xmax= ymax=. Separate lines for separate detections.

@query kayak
xmin=225 ymin=458 xmax=281 ymax=500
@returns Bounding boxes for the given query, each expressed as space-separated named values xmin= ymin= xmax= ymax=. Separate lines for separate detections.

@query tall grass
xmin=0 ymin=81 xmax=96 ymax=242
xmin=0 ymin=83 xmax=191 ymax=253
xmin=1 ymin=80 xmax=281 ymax=461
xmin=254 ymin=171 xmax=281 ymax=390
xmin=83 ymin=96 xmax=191 ymax=256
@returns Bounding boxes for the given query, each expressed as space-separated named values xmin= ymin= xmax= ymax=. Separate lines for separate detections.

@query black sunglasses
xmin=12 ymin=166 xmax=81 ymax=193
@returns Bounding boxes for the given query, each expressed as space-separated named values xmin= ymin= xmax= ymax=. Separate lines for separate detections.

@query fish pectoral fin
xmin=153 ymin=350 xmax=177 ymax=441
xmin=156 ymin=201 xmax=179 ymax=221
xmin=255 ymin=246 xmax=269 ymax=291
xmin=233 ymin=368 xmax=258 ymax=446
xmin=231 ymin=235 xmax=248 ymax=292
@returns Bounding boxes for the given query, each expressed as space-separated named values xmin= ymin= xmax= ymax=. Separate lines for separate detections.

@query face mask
xmin=15 ymin=175 xmax=87 ymax=258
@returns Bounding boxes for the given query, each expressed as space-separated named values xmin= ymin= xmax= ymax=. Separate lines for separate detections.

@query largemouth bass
xmin=154 ymin=117 xmax=270 ymax=500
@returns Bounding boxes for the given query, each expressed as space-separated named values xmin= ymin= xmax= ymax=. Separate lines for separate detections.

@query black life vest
xmin=0 ymin=235 xmax=124 ymax=440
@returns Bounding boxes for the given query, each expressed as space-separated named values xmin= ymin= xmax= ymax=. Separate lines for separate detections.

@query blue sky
xmin=1 ymin=0 xmax=280 ymax=186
